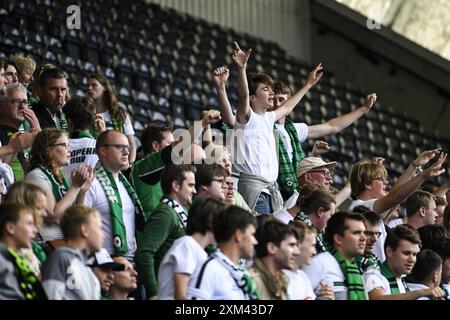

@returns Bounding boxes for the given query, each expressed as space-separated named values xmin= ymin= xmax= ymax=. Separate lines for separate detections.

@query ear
xmin=385 ymin=246 xmax=394 ymax=259
xmin=418 ymin=207 xmax=426 ymax=218
xmin=4 ymin=221 xmax=16 ymax=237
xmin=235 ymin=228 xmax=243 ymax=243
xmin=267 ymin=242 xmax=278 ymax=255
xmin=171 ymin=180 xmax=180 ymax=194
xmin=151 ymin=141 xmax=160 ymax=152
xmin=250 ymin=94 xmax=256 ymax=103
xmin=317 ymin=207 xmax=324 ymax=218
xmin=431 ymin=270 xmax=439 ymax=284
xmin=333 ymin=233 xmax=343 ymax=248
xmin=80 ymin=223 xmax=89 ymax=238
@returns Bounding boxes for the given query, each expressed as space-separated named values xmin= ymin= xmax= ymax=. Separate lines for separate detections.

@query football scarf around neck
xmin=94 ymin=161 xmax=145 ymax=254
xmin=161 ymin=196 xmax=189 ymax=229
xmin=329 ymin=247 xmax=367 ymax=300
xmin=7 ymin=247 xmax=47 ymax=300
xmin=380 ymin=261 xmax=410 ymax=294
xmin=38 ymin=165 xmax=69 ymax=201
xmin=355 ymin=252 xmax=381 ymax=273
xmin=296 ymin=212 xmax=328 ymax=253
xmin=275 ymin=119 xmax=304 ymax=200
xmin=213 ymin=250 xmax=260 ymax=300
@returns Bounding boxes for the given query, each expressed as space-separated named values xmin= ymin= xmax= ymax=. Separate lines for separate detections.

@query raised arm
xmin=307 ymin=93 xmax=377 ymax=139
xmin=392 ymin=148 xmax=442 ymax=189
xmin=274 ymin=63 xmax=323 ymax=121
xmin=372 ymin=153 xmax=447 ymax=214
xmin=212 ymin=66 xmax=235 ymax=128
xmin=232 ymin=41 xmax=252 ymax=125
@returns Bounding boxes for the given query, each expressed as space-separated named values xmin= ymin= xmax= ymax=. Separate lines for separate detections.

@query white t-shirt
xmin=283 ymin=269 xmax=316 ymax=300
xmin=387 ymin=218 xmax=404 ymax=229
xmin=233 ymin=110 xmax=278 ymax=182
xmin=158 ymin=236 xmax=207 ymax=300
xmin=349 ymin=199 xmax=387 ymax=262
xmin=25 ymin=168 xmax=63 ymax=240
xmin=65 ymin=137 xmax=98 ymax=183
xmin=273 ymin=209 xmax=295 ymax=224
xmin=275 ymin=122 xmax=308 ymax=163
xmin=301 ymin=251 xmax=349 ymax=300
xmin=187 ymin=252 xmax=247 ymax=300
xmin=364 ymin=266 xmax=407 ymax=295
xmin=100 ymin=111 xmax=135 ymax=136
xmin=84 ymin=177 xmax=136 ymax=261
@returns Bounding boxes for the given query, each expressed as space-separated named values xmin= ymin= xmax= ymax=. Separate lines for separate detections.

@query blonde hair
xmin=206 ymin=145 xmax=229 ymax=164
xmin=60 ymin=205 xmax=100 ymax=240
xmin=4 ymin=181 xmax=47 ymax=228
xmin=10 ymin=52 xmax=36 ymax=74
xmin=349 ymin=160 xmax=388 ymax=198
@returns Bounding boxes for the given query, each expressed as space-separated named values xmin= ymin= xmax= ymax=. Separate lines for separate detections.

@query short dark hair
xmin=63 ymin=95 xmax=96 ymax=130
xmin=0 ymin=203 xmax=32 ymax=238
xmin=3 ymin=59 xmax=19 ymax=73
xmin=324 ymin=211 xmax=365 ymax=247
xmin=405 ymin=190 xmax=435 ymax=217
xmin=38 ymin=67 xmax=66 ymax=88
xmin=273 ymin=80 xmax=291 ymax=96
xmin=384 ymin=224 xmax=421 ymax=252
xmin=254 ymin=218 xmax=299 ymax=258
xmin=212 ymin=206 xmax=256 ymax=243
xmin=186 ymin=198 xmax=226 ymax=236
xmin=417 ymin=224 xmax=448 ymax=251
xmin=160 ymin=164 xmax=197 ymax=195
xmin=352 ymin=205 xmax=381 ymax=226
xmin=195 ymin=164 xmax=229 ymax=190
xmin=408 ymin=249 xmax=442 ymax=283
xmin=141 ymin=121 xmax=173 ymax=155
xmin=247 ymin=73 xmax=274 ymax=96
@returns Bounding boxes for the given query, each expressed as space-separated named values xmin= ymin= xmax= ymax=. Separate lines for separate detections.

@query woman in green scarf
xmin=25 ymin=128 xmax=93 ymax=247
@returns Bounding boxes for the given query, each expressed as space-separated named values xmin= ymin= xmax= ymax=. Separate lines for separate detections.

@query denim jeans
xmin=254 ymin=192 xmax=273 ymax=215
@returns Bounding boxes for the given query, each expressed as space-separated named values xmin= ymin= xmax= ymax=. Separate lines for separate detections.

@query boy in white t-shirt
xmin=158 ymin=198 xmax=224 ymax=300
xmin=230 ymin=41 xmax=323 ymax=214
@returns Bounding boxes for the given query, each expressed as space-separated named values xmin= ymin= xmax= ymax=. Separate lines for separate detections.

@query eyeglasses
xmin=9 ymin=98 xmax=29 ymax=107
xmin=364 ymin=231 xmax=382 ymax=238
xmin=308 ymin=170 xmax=332 ymax=178
xmin=51 ymin=142 xmax=69 ymax=149
xmin=104 ymin=144 xmax=130 ymax=152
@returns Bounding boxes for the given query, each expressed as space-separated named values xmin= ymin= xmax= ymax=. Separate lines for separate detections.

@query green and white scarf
xmin=38 ymin=165 xmax=69 ymax=201
xmin=276 ymin=119 xmax=304 ymax=200
xmin=296 ymin=212 xmax=329 ymax=253
xmin=214 ymin=250 xmax=260 ymax=300
xmin=91 ymin=114 xmax=124 ymax=138
xmin=94 ymin=162 xmax=145 ymax=254
xmin=356 ymin=252 xmax=381 ymax=273
xmin=329 ymin=247 xmax=367 ymax=300
xmin=7 ymin=247 xmax=47 ymax=300
xmin=380 ymin=261 xmax=410 ymax=294
xmin=161 ymin=196 xmax=189 ymax=229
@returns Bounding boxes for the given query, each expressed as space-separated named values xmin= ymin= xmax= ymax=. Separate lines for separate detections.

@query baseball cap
xmin=89 ymin=248 xmax=125 ymax=271
xmin=296 ymin=157 xmax=338 ymax=177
